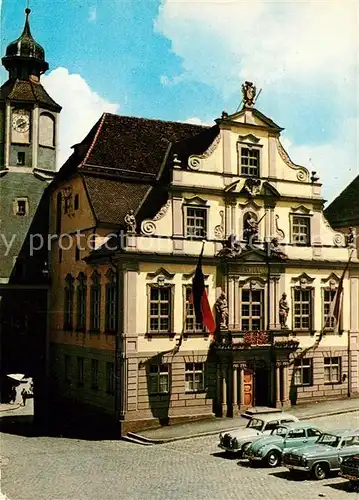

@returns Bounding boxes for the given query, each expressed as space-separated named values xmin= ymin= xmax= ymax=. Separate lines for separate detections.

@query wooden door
xmin=243 ymin=369 xmax=253 ymax=407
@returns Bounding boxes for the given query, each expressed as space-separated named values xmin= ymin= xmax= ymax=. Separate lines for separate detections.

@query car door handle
xmin=303 ymin=440 xmax=308 ymax=443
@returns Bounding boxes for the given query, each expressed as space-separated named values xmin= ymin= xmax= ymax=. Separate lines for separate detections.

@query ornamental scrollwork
xmin=141 ymin=220 xmax=156 ymax=235
xmin=276 ymin=137 xmax=309 ymax=182
xmin=153 ymin=200 xmax=171 ymax=221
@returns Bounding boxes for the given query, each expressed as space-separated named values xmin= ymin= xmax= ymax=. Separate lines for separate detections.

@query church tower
xmin=0 ymin=8 xmax=61 ymax=282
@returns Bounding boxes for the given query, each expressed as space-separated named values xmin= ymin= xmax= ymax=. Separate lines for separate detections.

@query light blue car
xmin=245 ymin=422 xmax=322 ymax=468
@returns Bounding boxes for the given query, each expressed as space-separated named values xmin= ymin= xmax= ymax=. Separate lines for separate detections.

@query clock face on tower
xmin=12 ymin=110 xmax=30 ymax=133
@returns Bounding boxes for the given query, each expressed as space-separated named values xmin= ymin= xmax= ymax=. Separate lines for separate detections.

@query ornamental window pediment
xmin=238 ymin=277 xmax=266 ymax=289
xmin=321 ymin=273 xmax=340 ymax=290
xmin=291 ymin=273 xmax=315 ymax=289
xmin=146 ymin=268 xmax=175 ymax=286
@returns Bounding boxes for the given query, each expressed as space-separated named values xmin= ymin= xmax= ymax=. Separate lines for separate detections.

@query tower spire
xmin=2 ymin=7 xmax=49 ymax=81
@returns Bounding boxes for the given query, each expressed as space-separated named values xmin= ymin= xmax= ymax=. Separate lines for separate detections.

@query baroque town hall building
xmin=48 ymin=82 xmax=359 ymax=434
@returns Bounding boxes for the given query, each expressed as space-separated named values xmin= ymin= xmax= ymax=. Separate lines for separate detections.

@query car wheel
xmin=266 ymin=450 xmax=281 ymax=468
xmin=312 ymin=463 xmax=327 ymax=480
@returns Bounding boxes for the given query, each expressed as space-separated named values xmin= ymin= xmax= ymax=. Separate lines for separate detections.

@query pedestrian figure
xmin=10 ymin=386 xmax=16 ymax=404
xmin=21 ymin=388 xmax=27 ymax=406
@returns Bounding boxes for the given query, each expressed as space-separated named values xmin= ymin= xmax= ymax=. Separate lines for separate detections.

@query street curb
xmin=0 ymin=403 xmax=21 ymax=413
xmin=130 ymin=406 xmax=359 ymax=445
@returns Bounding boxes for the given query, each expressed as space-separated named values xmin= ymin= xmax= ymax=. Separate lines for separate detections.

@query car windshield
xmin=316 ymin=433 xmax=340 ymax=447
xmin=247 ymin=418 xmax=264 ymax=431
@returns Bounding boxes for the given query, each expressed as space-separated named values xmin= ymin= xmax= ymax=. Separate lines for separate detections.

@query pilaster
xmin=32 ymin=104 xmax=39 ymax=170
xmin=5 ymin=101 xmax=11 ymax=168
xmin=172 ymin=196 xmax=183 ymax=237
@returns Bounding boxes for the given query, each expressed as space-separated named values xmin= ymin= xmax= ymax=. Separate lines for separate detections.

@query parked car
xmin=245 ymin=422 xmax=322 ymax=467
xmin=339 ymin=453 xmax=359 ymax=490
xmin=218 ymin=413 xmax=298 ymax=455
xmin=282 ymin=429 xmax=359 ymax=480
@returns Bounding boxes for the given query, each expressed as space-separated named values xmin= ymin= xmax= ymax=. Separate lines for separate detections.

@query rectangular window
xmin=149 ymin=364 xmax=169 ymax=394
xmin=106 ymin=362 xmax=114 ymax=394
xmin=91 ymin=359 xmax=99 ymax=390
xmin=105 ymin=282 xmax=117 ymax=333
xmin=90 ymin=285 xmax=101 ymax=331
xmin=294 ymin=358 xmax=312 ymax=386
xmin=324 ymin=357 xmax=341 ymax=384
xmin=186 ymin=207 xmax=207 ymax=238
xmin=184 ymin=285 xmax=205 ymax=332
xmin=75 ymin=246 xmax=80 ymax=261
xmin=185 ymin=362 xmax=205 ymax=392
xmin=241 ymin=289 xmax=263 ymax=331
xmin=16 ymin=200 xmax=27 ymax=216
xmin=323 ymin=289 xmax=336 ymax=329
xmin=64 ymin=284 xmax=74 ymax=330
xmin=77 ymin=356 xmax=84 ymax=387
xmin=74 ymin=194 xmax=79 ymax=210
xmin=292 ymin=216 xmax=311 ymax=246
xmin=241 ymin=147 xmax=260 ymax=176
xmin=149 ymin=286 xmax=171 ymax=333
xmin=293 ymin=289 xmax=312 ymax=330
xmin=64 ymin=354 xmax=71 ymax=383
xmin=17 ymin=152 xmax=25 ymax=165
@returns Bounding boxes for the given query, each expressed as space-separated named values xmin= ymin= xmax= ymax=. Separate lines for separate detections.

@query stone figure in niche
xmin=279 ymin=293 xmax=290 ymax=329
xmin=347 ymin=227 xmax=356 ymax=248
xmin=124 ymin=210 xmax=137 ymax=233
xmin=215 ymin=292 xmax=229 ymax=330
xmin=243 ymin=213 xmax=259 ymax=245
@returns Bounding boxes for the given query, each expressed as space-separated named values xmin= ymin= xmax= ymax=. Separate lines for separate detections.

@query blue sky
xmin=1 ymin=0 xmax=358 ymax=204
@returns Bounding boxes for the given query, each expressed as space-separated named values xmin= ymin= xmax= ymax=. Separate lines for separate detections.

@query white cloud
xmin=88 ymin=6 xmax=97 ymax=23
xmin=282 ymin=117 xmax=359 ymax=204
xmin=155 ymin=0 xmax=359 ymax=201
xmin=185 ymin=116 xmax=213 ymax=126
xmin=155 ymin=0 xmax=358 ymax=96
xmin=42 ymin=67 xmax=119 ymax=168
xmin=160 ymin=74 xmax=184 ymax=86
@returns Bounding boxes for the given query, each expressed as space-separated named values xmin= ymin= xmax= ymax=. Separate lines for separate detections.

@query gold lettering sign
xmin=240 ymin=266 xmax=266 ymax=275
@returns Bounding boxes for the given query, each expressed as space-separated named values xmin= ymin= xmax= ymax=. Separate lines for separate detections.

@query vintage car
xmin=245 ymin=422 xmax=322 ymax=467
xmin=339 ymin=453 xmax=359 ymax=489
xmin=218 ymin=412 xmax=298 ymax=455
xmin=282 ymin=429 xmax=359 ymax=480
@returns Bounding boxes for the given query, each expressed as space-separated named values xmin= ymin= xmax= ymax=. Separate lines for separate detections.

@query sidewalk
xmin=0 ymin=403 xmax=21 ymax=412
xmin=132 ymin=396 xmax=359 ymax=443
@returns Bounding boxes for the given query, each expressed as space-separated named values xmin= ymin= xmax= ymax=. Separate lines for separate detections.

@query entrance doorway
xmin=254 ymin=367 xmax=270 ymax=406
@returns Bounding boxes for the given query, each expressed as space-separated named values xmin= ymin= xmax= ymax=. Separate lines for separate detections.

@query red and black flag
xmin=192 ymin=243 xmax=216 ymax=334
xmin=329 ymin=250 xmax=353 ymax=332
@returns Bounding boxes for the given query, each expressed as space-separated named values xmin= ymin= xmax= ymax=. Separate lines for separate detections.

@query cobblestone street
xmin=1 ymin=405 xmax=359 ymax=500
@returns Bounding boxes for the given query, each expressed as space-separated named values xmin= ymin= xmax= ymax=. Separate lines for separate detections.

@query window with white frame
xmin=149 ymin=285 xmax=172 ymax=333
xmin=185 ymin=362 xmax=205 ymax=392
xmin=323 ymin=289 xmax=337 ymax=329
xmin=240 ymin=147 xmax=260 ymax=176
xmin=293 ymin=289 xmax=312 ymax=330
xmin=184 ymin=285 xmax=205 ymax=332
xmin=90 ymin=271 xmax=101 ymax=331
xmin=294 ymin=358 xmax=313 ymax=386
xmin=106 ymin=362 xmax=114 ymax=394
xmin=185 ymin=207 xmax=207 ymax=238
xmin=324 ymin=357 xmax=341 ymax=384
xmin=292 ymin=216 xmax=311 ymax=246
xmin=149 ymin=364 xmax=169 ymax=394
xmin=241 ymin=289 xmax=263 ymax=331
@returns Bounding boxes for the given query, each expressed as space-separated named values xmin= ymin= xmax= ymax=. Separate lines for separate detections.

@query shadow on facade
xmin=140 ymin=343 xmax=218 ymax=428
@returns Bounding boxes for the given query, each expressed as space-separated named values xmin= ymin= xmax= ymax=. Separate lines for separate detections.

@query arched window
xmin=90 ymin=271 xmax=101 ymax=332
xmin=64 ymin=274 xmax=74 ymax=330
xmin=105 ymin=269 xmax=117 ymax=333
xmin=76 ymin=273 xmax=87 ymax=332
xmin=39 ymin=113 xmax=55 ymax=147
